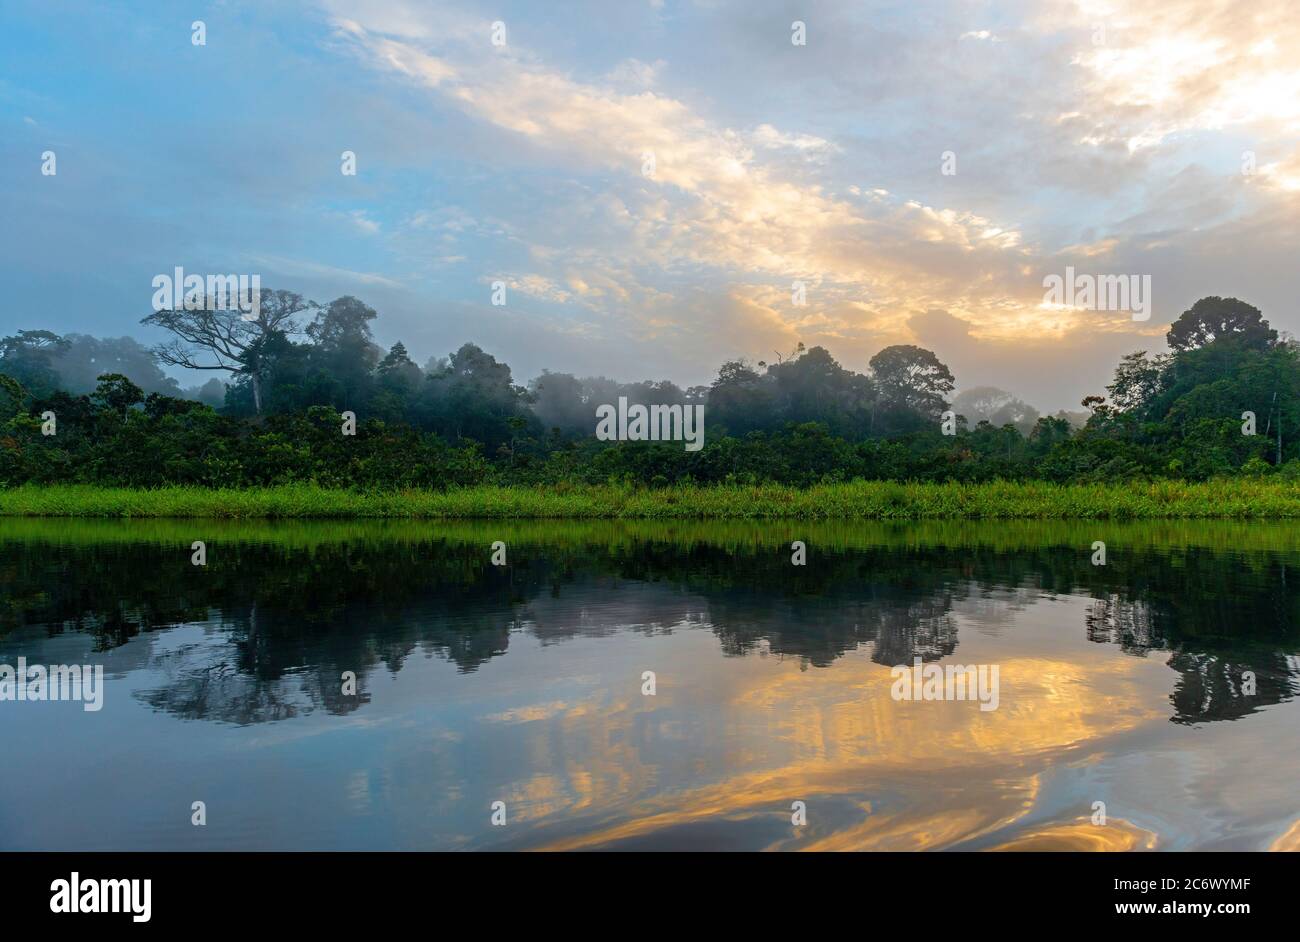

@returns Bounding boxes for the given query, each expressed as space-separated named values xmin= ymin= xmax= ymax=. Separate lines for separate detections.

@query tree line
xmin=0 ymin=292 xmax=1295 ymax=488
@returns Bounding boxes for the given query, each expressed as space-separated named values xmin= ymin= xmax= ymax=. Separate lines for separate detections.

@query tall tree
xmin=1167 ymin=297 xmax=1276 ymax=353
xmin=766 ymin=346 xmax=876 ymax=436
xmin=374 ymin=341 xmax=422 ymax=409
xmin=0 ymin=330 xmax=69 ymax=398
xmin=306 ymin=295 xmax=377 ymax=350
xmin=869 ymin=344 xmax=955 ymax=420
xmin=420 ymin=343 xmax=534 ymax=449
xmin=707 ymin=360 xmax=777 ymax=435
xmin=1106 ymin=351 xmax=1170 ymax=415
xmin=143 ymin=289 xmax=316 ymax=414
xmin=529 ymin=370 xmax=592 ymax=434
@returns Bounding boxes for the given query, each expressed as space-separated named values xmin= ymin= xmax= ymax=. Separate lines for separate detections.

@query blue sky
xmin=3 ymin=0 xmax=1299 ymax=410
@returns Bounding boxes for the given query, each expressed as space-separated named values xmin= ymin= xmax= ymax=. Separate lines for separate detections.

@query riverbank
xmin=3 ymin=480 xmax=1300 ymax=519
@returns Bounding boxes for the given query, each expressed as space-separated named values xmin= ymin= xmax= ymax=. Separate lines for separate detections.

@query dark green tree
xmin=1166 ymin=297 xmax=1276 ymax=353
xmin=869 ymin=344 xmax=954 ymax=425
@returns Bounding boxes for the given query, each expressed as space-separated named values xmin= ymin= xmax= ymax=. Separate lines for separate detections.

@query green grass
xmin=4 ymin=479 xmax=1300 ymax=519
xmin=7 ymin=515 xmax=1300 ymax=560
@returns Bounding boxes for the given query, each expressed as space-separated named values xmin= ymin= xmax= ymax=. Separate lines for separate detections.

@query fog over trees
xmin=2 ymin=290 xmax=1295 ymax=486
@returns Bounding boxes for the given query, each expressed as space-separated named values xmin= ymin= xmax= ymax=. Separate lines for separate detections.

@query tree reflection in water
xmin=1 ymin=518 xmax=1297 ymax=726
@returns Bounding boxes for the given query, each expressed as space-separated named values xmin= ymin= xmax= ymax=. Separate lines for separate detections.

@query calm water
xmin=2 ymin=517 xmax=1298 ymax=851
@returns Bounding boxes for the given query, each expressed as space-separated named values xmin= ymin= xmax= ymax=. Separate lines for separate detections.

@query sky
xmin=1 ymin=0 xmax=1298 ymax=412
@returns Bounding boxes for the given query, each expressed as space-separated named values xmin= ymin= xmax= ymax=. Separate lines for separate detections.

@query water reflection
xmin=1 ymin=518 xmax=1298 ymax=850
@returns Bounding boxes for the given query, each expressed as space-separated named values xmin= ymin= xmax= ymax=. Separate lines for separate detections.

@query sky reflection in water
xmin=1 ymin=518 xmax=1298 ymax=851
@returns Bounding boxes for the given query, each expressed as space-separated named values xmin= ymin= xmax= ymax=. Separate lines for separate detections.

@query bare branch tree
xmin=141 ymin=289 xmax=316 ymax=413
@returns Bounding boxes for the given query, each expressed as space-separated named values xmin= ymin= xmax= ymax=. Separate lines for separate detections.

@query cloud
xmin=487 ymin=273 xmax=573 ymax=304
xmin=1035 ymin=0 xmax=1300 ymax=150
xmin=605 ymin=58 xmax=666 ymax=89
xmin=751 ymin=123 xmax=837 ymax=154
xmin=247 ymin=254 xmax=404 ymax=289
xmin=327 ymin=5 xmax=1045 ymax=345
xmin=349 ymin=210 xmax=381 ymax=235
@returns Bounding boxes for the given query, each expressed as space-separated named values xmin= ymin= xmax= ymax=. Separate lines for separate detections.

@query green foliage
xmin=3 ymin=293 xmax=1298 ymax=493
xmin=0 ymin=384 xmax=491 ymax=490
xmin=0 ymin=330 xmax=68 ymax=398
xmin=869 ymin=344 xmax=955 ymax=424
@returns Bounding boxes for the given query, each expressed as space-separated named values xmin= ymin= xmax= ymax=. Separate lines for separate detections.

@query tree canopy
xmin=4 ymin=292 xmax=1298 ymax=488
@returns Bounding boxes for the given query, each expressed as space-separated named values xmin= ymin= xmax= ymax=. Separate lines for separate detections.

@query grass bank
xmin=4 ymin=480 xmax=1300 ymax=519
